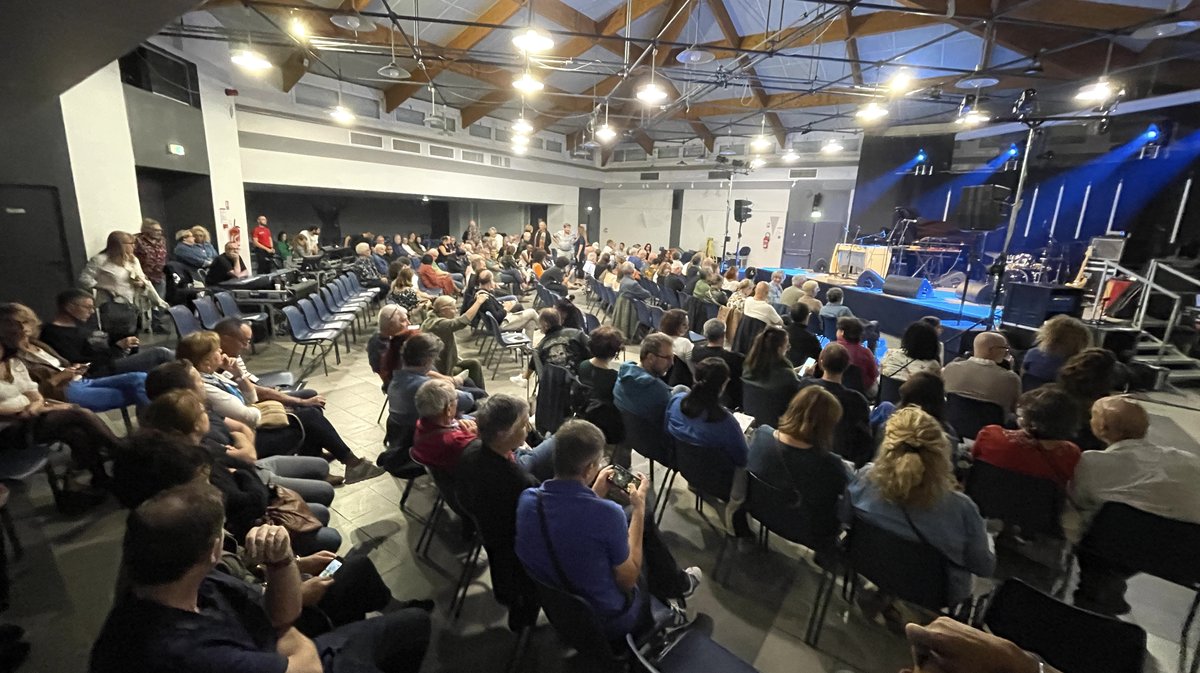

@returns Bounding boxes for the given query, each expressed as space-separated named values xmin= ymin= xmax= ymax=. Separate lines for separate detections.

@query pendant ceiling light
xmin=594 ymin=104 xmax=617 ymax=142
xmin=856 ymin=101 xmax=889 ymax=122
xmin=513 ymin=69 xmax=544 ymax=94
xmin=751 ymin=115 xmax=772 ymax=151
xmin=636 ymin=48 xmax=671 ymax=105
xmin=231 ymin=48 xmax=272 ymax=72
xmin=513 ymin=27 xmax=555 ymax=53
xmin=888 ymin=67 xmax=913 ymax=94
xmin=378 ymin=28 xmax=411 ymax=79
xmin=955 ymin=93 xmax=989 ymax=125
xmin=330 ymin=12 xmax=375 ymax=32
xmin=821 ymin=138 xmax=844 ymax=154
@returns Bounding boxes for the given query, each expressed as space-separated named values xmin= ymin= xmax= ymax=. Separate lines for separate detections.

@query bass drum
xmin=1003 ymin=268 xmax=1031 ymax=286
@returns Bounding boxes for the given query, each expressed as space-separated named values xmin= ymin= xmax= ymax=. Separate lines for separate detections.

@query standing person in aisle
xmin=250 ymin=215 xmax=275 ymax=274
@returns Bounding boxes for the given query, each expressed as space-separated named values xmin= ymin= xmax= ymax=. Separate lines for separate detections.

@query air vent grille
xmin=429 ymin=145 xmax=454 ymax=159
xmin=349 ymin=132 xmax=383 ymax=148
xmin=640 ymin=172 xmax=659 ymax=181
xmin=462 ymin=150 xmax=484 ymax=163
xmin=789 ymin=168 xmax=818 ymax=178
xmin=392 ymin=138 xmax=420 ymax=153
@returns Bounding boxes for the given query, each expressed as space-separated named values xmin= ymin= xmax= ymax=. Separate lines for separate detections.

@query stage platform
xmin=755 ymin=267 xmax=1000 ymax=354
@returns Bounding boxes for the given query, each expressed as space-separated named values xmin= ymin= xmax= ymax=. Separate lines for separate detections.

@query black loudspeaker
xmin=963 ymin=280 xmax=994 ymax=305
xmin=882 ymin=275 xmax=934 ymax=299
xmin=955 ymin=184 xmax=1012 ymax=231
xmin=1002 ymin=282 xmax=1084 ymax=328
xmin=856 ymin=269 xmax=885 ymax=290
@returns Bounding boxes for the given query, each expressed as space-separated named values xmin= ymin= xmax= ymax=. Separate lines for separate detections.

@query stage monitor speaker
xmin=1002 ymin=282 xmax=1084 ymax=328
xmin=963 ymin=280 xmax=994 ymax=305
xmin=856 ymin=269 xmax=885 ymax=290
xmin=1089 ymin=235 xmax=1126 ymax=262
xmin=882 ymin=275 xmax=934 ymax=299
xmin=955 ymin=184 xmax=1012 ymax=231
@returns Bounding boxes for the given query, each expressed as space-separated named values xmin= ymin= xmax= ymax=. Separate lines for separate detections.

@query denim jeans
xmin=66 ymin=372 xmax=149 ymax=411
xmin=109 ymin=346 xmax=175 ymax=375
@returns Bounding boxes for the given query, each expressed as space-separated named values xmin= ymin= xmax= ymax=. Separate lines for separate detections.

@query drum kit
xmin=1005 ymin=245 xmax=1067 ymax=285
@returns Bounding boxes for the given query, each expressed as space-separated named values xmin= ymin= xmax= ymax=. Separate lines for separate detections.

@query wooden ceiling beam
xmin=633 ymin=129 xmax=655 ymax=154
xmin=689 ymin=120 xmax=715 ymax=152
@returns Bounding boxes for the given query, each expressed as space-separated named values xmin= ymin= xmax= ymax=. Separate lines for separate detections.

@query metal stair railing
xmin=1083 ymin=259 xmax=1180 ymax=364
xmin=1135 ymin=260 xmax=1200 ymax=365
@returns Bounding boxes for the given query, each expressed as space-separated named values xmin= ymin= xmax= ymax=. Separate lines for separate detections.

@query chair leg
xmin=399 ymin=477 xmax=418 ymax=513
xmin=119 ymin=407 xmax=134 ymax=433
xmin=288 ymin=344 xmax=298 ymax=369
xmin=805 ymin=570 xmax=837 ymax=646
xmin=298 ymin=344 xmax=309 ymax=367
xmin=416 ymin=495 xmax=444 ymax=558
xmin=450 ymin=540 xmax=482 ymax=621
xmin=0 ymin=506 xmax=21 ymax=561
xmin=654 ymin=470 xmax=676 ymax=526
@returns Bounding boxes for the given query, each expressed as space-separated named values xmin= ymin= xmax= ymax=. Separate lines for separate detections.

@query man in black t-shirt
xmin=39 ymin=289 xmax=174 ymax=376
xmin=796 ymin=343 xmax=873 ymax=468
xmin=538 ymin=256 xmax=572 ymax=296
xmin=691 ymin=319 xmax=743 ymax=409
xmin=91 ymin=483 xmax=431 ymax=673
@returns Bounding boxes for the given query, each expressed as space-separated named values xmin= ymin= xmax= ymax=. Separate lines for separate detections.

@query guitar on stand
xmin=1066 ymin=245 xmax=1093 ymax=289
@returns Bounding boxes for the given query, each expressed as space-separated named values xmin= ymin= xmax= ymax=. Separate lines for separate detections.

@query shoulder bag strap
xmin=899 ymin=505 xmax=970 ymax=572
xmin=535 ymin=490 xmax=581 ymax=595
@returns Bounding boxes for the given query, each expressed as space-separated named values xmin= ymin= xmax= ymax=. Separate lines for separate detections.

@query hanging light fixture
xmin=750 ymin=157 xmax=766 ymax=169
xmin=512 ymin=134 xmax=530 ymax=146
xmin=856 ymin=101 xmax=889 ymax=122
xmin=751 ymin=114 xmax=772 ymax=151
xmin=888 ymin=67 xmax=913 ymax=94
xmin=512 ymin=144 xmax=528 ymax=155
xmin=330 ymin=12 xmax=375 ymax=32
xmin=289 ymin=16 xmax=308 ymax=41
xmin=512 ymin=117 xmax=533 ymax=135
xmin=377 ymin=27 xmax=411 ymax=79
xmin=955 ymin=94 xmax=989 ymax=125
xmin=513 ymin=69 xmax=544 ymax=93
xmin=231 ymin=48 xmax=272 ymax=72
xmin=595 ymin=104 xmax=617 ymax=143
xmin=1076 ymin=76 xmax=1119 ymax=103
xmin=637 ymin=48 xmax=671 ymax=104
xmin=781 ymin=148 xmax=799 ymax=162
xmin=821 ymin=138 xmax=844 ymax=154
xmin=512 ymin=27 xmax=555 ymax=53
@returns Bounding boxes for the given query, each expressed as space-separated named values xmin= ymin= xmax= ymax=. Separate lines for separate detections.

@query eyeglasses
xmin=647 ymin=351 xmax=672 ymax=362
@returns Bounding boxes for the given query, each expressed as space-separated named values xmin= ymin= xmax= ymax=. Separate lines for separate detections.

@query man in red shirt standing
xmin=411 ymin=379 xmax=478 ymax=471
xmin=836 ymin=316 xmax=879 ymax=398
xmin=251 ymin=215 xmax=275 ymax=274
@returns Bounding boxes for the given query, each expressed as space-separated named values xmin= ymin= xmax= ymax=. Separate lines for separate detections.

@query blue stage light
xmin=1146 ymin=124 xmax=1161 ymax=141
xmin=916 ymin=149 xmax=927 ymax=163
xmin=1008 ymin=143 xmax=1019 ymax=157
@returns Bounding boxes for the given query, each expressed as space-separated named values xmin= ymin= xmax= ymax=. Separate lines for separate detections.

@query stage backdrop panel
xmin=849 ymin=134 xmax=956 ymax=237
xmin=682 ymin=186 xmax=791 ymax=267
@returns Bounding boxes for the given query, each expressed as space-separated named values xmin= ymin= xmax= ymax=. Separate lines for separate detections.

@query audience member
xmin=514 ymin=420 xmax=701 ymax=640
xmin=1056 ymin=347 xmax=1121 ymax=451
xmin=692 ymin=319 xmax=743 ymax=409
xmin=665 ymin=358 xmax=748 ymax=466
xmin=767 ymin=271 xmax=785 ymax=305
xmin=942 ymin=332 xmax=1021 ymax=413
xmin=742 ymin=282 xmax=784 ymax=326
xmin=422 ymin=294 xmax=488 ymax=387
xmin=511 ymin=308 xmax=590 ymax=386
xmin=880 ymin=320 xmax=942 ymax=381
xmin=797 ymin=280 xmax=823 ymax=316
xmin=614 ymin=333 xmax=677 ymax=423
xmin=726 ymin=279 xmax=753 ymax=313
xmin=972 ymin=386 xmax=1082 ymax=488
xmin=575 ymin=326 xmax=625 ymax=445
xmin=1068 ymin=396 xmax=1200 ymax=614
xmin=250 ymin=215 xmax=275 ymax=273
xmin=204 ymin=242 xmax=250 ymax=286
xmin=798 ymin=343 xmax=873 ymax=467
xmin=90 ymin=483 xmax=431 ymax=673
xmin=778 ymin=275 xmax=806 ymax=309
xmin=368 ymin=304 xmax=416 ymax=386
xmin=871 ymin=372 xmax=959 ymax=447
xmin=351 ymin=242 xmax=389 ymax=295
xmin=132 ymin=219 xmax=169 ymax=329
xmin=39 ymin=288 xmax=174 ymax=376
xmin=616 ymin=262 xmax=651 ymax=301
xmin=173 ymin=229 xmax=210 ymax=270
xmin=387 ymin=267 xmax=431 ymax=312
xmin=836 ymin=317 xmax=879 ymax=394
xmin=659 ymin=308 xmax=693 ymax=360
xmin=1023 ymin=314 xmax=1092 ymax=384
xmin=660 ymin=261 xmax=685 ymax=293
xmin=79 ymin=231 xmax=168 ymax=322
xmin=411 ymin=379 xmax=478 ymax=471
xmin=744 ymin=326 xmax=799 ymax=395
xmin=540 ymin=256 xmax=572 ymax=296
xmin=746 ymin=386 xmax=849 ymax=553
xmin=191 ymin=226 xmax=219 ymax=263
xmin=388 ymin=333 xmax=476 ymax=425
xmin=418 ymin=253 xmax=459 ymax=296
xmin=900 ymin=618 xmax=1066 ymax=673
xmin=818 ymin=287 xmax=853 ymax=329
xmin=477 ymin=271 xmax=539 ymax=337
xmin=848 ymin=407 xmax=995 ymax=606
xmin=785 ymin=304 xmax=822 ymax=370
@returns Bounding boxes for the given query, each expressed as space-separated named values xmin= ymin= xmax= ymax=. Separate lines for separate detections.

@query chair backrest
xmin=309 ymin=292 xmax=334 ymax=319
xmin=535 ymin=363 xmax=576 ymax=435
xmin=530 ymin=577 xmax=621 ymax=662
xmin=742 ymin=379 xmax=789 ymax=427
xmin=1080 ymin=502 xmax=1200 ymax=590
xmin=730 ymin=315 xmax=767 ymax=355
xmin=618 ymin=409 xmax=674 ymax=467
xmin=819 ymin=314 xmax=838 ymax=340
xmin=632 ymin=298 xmax=652 ymax=331
xmin=945 ymin=393 xmax=1006 ymax=441
xmin=878 ymin=375 xmax=903 ymax=404
xmin=193 ymin=295 xmax=223 ymax=330
xmin=483 ymin=311 xmax=508 ymax=341
xmin=167 ymin=305 xmax=203 ymax=338
xmin=674 ymin=439 xmax=737 ymax=503
xmin=647 ymin=305 xmax=665 ymax=332
xmin=984 ymin=579 xmax=1147 ymax=673
xmin=744 ymin=471 xmax=821 ymax=549
xmin=583 ymin=312 xmax=601 ymax=335
xmin=845 ymin=514 xmax=950 ymax=610
xmin=213 ymin=292 xmax=243 ymax=319
xmin=280 ymin=305 xmax=311 ymax=338
xmin=297 ymin=298 xmax=323 ymax=330
xmin=841 ymin=364 xmax=865 ymax=395
xmin=1021 ymin=371 xmax=1053 ymax=392
xmin=964 ymin=460 xmax=1064 ymax=538
xmin=319 ymin=286 xmax=341 ymax=310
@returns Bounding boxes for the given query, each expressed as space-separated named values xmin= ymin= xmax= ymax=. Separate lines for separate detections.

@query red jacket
xmin=411 ymin=418 xmax=477 ymax=471
xmin=837 ymin=338 xmax=879 ymax=391
xmin=971 ymin=425 xmax=1081 ymax=488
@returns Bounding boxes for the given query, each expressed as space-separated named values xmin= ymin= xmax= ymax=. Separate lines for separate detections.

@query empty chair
xmin=945 ymin=393 xmax=1006 ymax=441
xmin=480 ymin=312 xmax=531 ymax=380
xmin=280 ymin=304 xmax=340 ymax=376
xmin=167 ymin=305 xmax=203 ymax=340
xmin=213 ymin=292 xmax=268 ymax=329
xmin=742 ymin=380 xmax=789 ymax=428
xmin=297 ymin=297 xmax=352 ymax=351
xmin=312 ymin=291 xmax=361 ymax=331
xmin=192 ymin=295 xmax=223 ymax=330
xmin=984 ymin=579 xmax=1146 ymax=673
xmin=964 ymin=460 xmax=1064 ymax=539
xmin=617 ymin=409 xmax=677 ymax=524
xmin=877 ymin=375 xmax=903 ymax=405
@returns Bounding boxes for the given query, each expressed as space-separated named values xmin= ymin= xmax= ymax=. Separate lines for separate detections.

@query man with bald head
xmin=942 ymin=331 xmax=1021 ymax=412
xmin=1068 ymin=395 xmax=1200 ymax=614
xmin=742 ymin=281 xmax=784 ymax=326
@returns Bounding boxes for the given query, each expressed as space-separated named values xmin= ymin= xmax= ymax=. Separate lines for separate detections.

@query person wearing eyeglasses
xmin=942 ymin=331 xmax=1021 ymax=413
xmin=614 ymin=333 xmax=680 ymax=425
xmin=39 ymin=289 xmax=174 ymax=377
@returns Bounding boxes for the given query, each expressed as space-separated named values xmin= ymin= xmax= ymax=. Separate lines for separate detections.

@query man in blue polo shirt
xmin=514 ymin=419 xmax=701 ymax=639
xmin=613 ymin=333 xmax=676 ymax=423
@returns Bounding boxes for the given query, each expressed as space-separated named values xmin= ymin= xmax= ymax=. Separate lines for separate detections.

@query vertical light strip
xmin=1105 ymin=179 xmax=1124 ymax=235
xmin=844 ymin=187 xmax=856 ymax=243
xmin=1171 ymin=177 xmax=1193 ymax=244
xmin=942 ymin=189 xmax=952 ymax=220
xmin=1074 ymin=183 xmax=1092 ymax=239
xmin=1050 ymin=184 xmax=1065 ymax=238
xmin=1023 ymin=185 xmax=1040 ymax=237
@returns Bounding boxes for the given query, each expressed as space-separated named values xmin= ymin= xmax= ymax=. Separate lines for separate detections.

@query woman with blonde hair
xmin=847 ymin=406 xmax=994 ymax=605
xmin=726 ymin=279 xmax=753 ymax=312
xmin=78 ymin=231 xmax=167 ymax=319
xmin=190 ymin=226 xmax=218 ymax=261
xmin=1023 ymin=314 xmax=1093 ymax=384
xmin=388 ymin=266 xmax=431 ymax=312
xmin=746 ymin=385 xmax=849 ymax=551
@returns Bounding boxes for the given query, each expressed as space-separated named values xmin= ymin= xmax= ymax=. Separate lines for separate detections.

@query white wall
xmin=683 ymin=186 xmax=791 ymax=268
xmin=199 ymin=71 xmax=250 ymax=259
xmin=597 ymin=189 xmax=673 ymax=248
xmin=60 ymin=62 xmax=141 ymax=257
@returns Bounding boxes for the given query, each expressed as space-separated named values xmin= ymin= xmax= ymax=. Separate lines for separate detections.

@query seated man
xmin=797 ymin=343 xmax=873 ymax=467
xmin=204 ymin=242 xmax=250 ymax=286
xmin=942 ymin=331 xmax=1021 ymax=413
xmin=539 ymin=256 xmax=573 ymax=297
xmin=514 ymin=420 xmax=701 ymax=640
xmin=90 ymin=483 xmax=431 ymax=673
xmin=410 ymin=379 xmax=478 ymax=471
xmin=778 ymin=274 xmax=806 ymax=309
xmin=39 ymin=288 xmax=174 ymax=376
xmin=511 ymin=308 xmax=591 ymax=386
xmin=214 ymin=318 xmax=320 ymax=402
xmin=742 ymin=282 xmax=784 ymax=326
xmin=817 ymin=286 xmax=853 ymax=328
xmin=350 ymin=242 xmax=388 ymax=295
xmin=372 ymin=243 xmax=390 ymax=276
xmin=1067 ymin=396 xmax=1200 ymax=615
xmin=616 ymin=262 xmax=651 ymax=300
xmin=691 ymin=319 xmax=743 ymax=409
xmin=614 ymin=333 xmax=677 ymax=423
xmin=418 ymin=253 xmax=459 ymax=296
xmin=836 ymin=316 xmax=879 ymax=396
xmin=422 ymin=294 xmax=488 ymax=388
xmin=476 ymin=270 xmax=539 ymax=337
xmin=388 ymin=333 xmax=476 ymax=424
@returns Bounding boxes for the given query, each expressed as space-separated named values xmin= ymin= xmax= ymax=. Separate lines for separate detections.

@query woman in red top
xmin=971 ymin=385 xmax=1082 ymax=488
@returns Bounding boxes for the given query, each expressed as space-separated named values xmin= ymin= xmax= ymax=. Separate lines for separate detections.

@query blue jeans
xmin=515 ymin=438 xmax=556 ymax=482
xmin=66 ymin=372 xmax=149 ymax=411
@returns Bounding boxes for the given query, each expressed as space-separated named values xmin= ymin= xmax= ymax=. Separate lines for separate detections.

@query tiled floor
xmin=6 ymin=312 xmax=1200 ymax=672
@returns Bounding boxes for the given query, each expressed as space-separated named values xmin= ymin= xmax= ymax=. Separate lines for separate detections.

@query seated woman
xmin=721 ymin=267 xmax=740 ymax=292
xmin=1057 ymin=347 xmax=1121 ymax=451
xmin=880 ymin=320 xmax=943 ymax=381
xmin=848 ymin=407 xmax=995 ymax=607
xmin=692 ymin=269 xmax=727 ymax=306
xmin=1022 ymin=314 xmax=1092 ymax=385
xmin=746 ymin=386 xmax=849 ymax=553
xmin=664 ymin=358 xmax=748 ymax=467
xmin=176 ymin=331 xmax=386 ymax=484
xmin=871 ymin=372 xmax=960 ymax=447
xmin=785 ymin=304 xmax=822 ymax=369
xmin=387 ymin=267 xmax=432 ymax=312
xmin=0 ymin=335 xmax=123 ymax=496
xmin=972 ymin=386 xmax=1081 ymax=488
xmin=726 ymin=279 xmax=753 ymax=313
xmin=659 ymin=309 xmax=693 ymax=361
xmin=0 ymin=303 xmax=147 ymax=412
xmin=744 ymin=326 xmax=799 ymax=396
xmin=576 ymin=326 xmax=625 ymax=446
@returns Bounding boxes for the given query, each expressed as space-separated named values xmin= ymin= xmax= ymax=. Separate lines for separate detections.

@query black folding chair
xmin=877 ymin=375 xmax=903 ymax=405
xmin=984 ymin=579 xmax=1147 ymax=673
xmin=673 ymin=440 xmax=739 ymax=581
xmin=617 ymin=410 xmax=677 ymax=525
xmin=531 ymin=577 xmax=626 ymax=665
xmin=742 ymin=379 xmax=789 ymax=428
xmin=625 ymin=630 xmax=761 ymax=673
xmin=945 ymin=393 xmax=1006 ymax=441
xmin=534 ymin=363 xmax=576 ymax=436
xmin=964 ymin=460 xmax=1064 ymax=539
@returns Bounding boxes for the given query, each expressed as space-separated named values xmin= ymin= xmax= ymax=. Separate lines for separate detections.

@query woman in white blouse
xmin=879 ymin=320 xmax=944 ymax=381
xmin=79 ymin=231 xmax=167 ymax=311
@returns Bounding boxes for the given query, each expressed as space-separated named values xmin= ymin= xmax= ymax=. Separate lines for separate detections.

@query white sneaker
xmin=509 ymin=375 xmax=526 ymax=385
xmin=344 ymin=460 xmax=386 ymax=485
xmin=681 ymin=567 xmax=703 ymax=599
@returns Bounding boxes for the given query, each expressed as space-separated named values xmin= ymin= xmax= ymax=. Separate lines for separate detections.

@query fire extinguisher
xmin=762 ymin=233 xmax=770 ymax=250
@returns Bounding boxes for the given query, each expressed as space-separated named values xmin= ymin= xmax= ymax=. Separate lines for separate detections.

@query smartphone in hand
xmin=318 ymin=559 xmax=343 ymax=578
xmin=608 ymin=464 xmax=641 ymax=492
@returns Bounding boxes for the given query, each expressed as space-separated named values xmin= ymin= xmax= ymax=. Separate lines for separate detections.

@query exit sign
xmin=167 ymin=143 xmax=186 ymax=156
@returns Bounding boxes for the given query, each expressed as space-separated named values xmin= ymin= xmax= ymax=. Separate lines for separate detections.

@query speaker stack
xmin=856 ymin=269 xmax=885 ymax=290
xmin=882 ymin=275 xmax=934 ymax=299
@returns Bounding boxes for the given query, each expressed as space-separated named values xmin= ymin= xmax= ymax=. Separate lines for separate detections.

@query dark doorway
xmin=136 ymin=167 xmax=215 ymax=240
xmin=0 ymin=185 xmax=73 ymax=316
xmin=530 ymin=204 xmax=548 ymax=228
xmin=669 ymin=189 xmax=684 ymax=248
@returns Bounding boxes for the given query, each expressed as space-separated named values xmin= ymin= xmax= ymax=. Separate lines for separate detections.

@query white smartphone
xmin=318 ymin=559 xmax=342 ymax=578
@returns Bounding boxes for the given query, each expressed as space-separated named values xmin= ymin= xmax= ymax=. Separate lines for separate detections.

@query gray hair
xmin=400 ymin=333 xmax=443 ymax=368
xmin=702 ymin=318 xmax=726 ymax=343
xmin=473 ymin=394 xmax=529 ymax=443
xmin=552 ymin=420 xmax=606 ymax=478
xmin=355 ymin=242 xmax=370 ymax=255
xmin=414 ymin=379 xmax=458 ymax=418
xmin=619 ymin=261 xmax=636 ymax=278
xmin=377 ymin=304 xmax=407 ymax=330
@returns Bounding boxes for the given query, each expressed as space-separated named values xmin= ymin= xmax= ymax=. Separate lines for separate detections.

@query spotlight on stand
xmin=1012 ymin=88 xmax=1039 ymax=120
xmin=1007 ymin=143 xmax=1020 ymax=157
xmin=915 ymin=149 xmax=927 ymax=163
xmin=913 ymin=149 xmax=934 ymax=176
xmin=811 ymin=193 xmax=824 ymax=220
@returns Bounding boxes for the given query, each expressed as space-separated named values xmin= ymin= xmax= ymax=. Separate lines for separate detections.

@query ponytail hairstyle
xmin=869 ymin=406 xmax=952 ymax=508
xmin=680 ymin=357 xmax=730 ymax=423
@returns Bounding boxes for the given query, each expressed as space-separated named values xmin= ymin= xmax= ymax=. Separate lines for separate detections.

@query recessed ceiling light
xmin=955 ymin=76 xmax=1001 ymax=90
xmin=513 ymin=71 xmax=544 ymax=94
xmin=329 ymin=105 xmax=355 ymax=124
xmin=676 ymin=48 xmax=715 ymax=64
xmin=231 ymin=48 xmax=272 ymax=72
xmin=821 ymin=138 xmax=844 ymax=154
xmin=512 ymin=27 xmax=555 ymax=53
xmin=1131 ymin=19 xmax=1200 ymax=40
xmin=330 ymin=12 xmax=375 ymax=32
